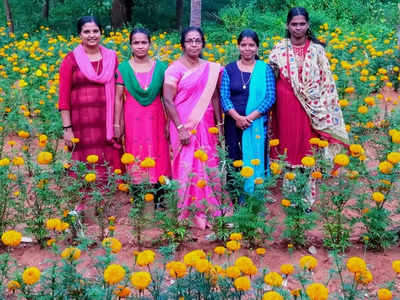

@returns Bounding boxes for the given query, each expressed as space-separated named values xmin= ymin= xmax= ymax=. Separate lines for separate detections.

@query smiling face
xmin=131 ymin=32 xmax=150 ymax=59
xmin=238 ymin=37 xmax=258 ymax=61
xmin=183 ymin=30 xmax=203 ymax=58
xmin=79 ymin=22 xmax=101 ymax=48
xmin=287 ymin=15 xmax=309 ymax=40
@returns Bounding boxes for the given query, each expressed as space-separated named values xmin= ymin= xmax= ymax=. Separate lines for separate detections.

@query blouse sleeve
xmin=164 ymin=62 xmax=181 ymax=86
xmin=256 ymin=64 xmax=276 ymax=114
xmin=58 ymin=53 xmax=74 ymax=111
xmin=219 ymin=69 xmax=234 ymax=112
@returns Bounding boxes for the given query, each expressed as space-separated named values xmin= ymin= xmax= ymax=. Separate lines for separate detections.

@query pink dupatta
xmin=73 ymin=44 xmax=117 ymax=141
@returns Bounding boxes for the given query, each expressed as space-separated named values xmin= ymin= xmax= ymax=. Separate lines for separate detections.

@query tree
xmin=42 ymin=0 xmax=49 ymax=20
xmin=176 ymin=0 xmax=183 ymax=31
xmin=111 ymin=0 xmax=133 ymax=29
xmin=2 ymin=0 xmax=14 ymax=33
xmin=190 ymin=0 xmax=201 ymax=27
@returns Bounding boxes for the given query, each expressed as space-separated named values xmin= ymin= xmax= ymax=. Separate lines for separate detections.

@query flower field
xmin=0 ymin=23 xmax=399 ymax=299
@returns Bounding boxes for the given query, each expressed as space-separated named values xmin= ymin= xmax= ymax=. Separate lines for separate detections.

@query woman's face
xmin=287 ymin=15 xmax=309 ymax=40
xmin=183 ymin=30 xmax=203 ymax=58
xmin=238 ymin=37 xmax=258 ymax=61
xmin=80 ymin=22 xmax=101 ymax=48
xmin=131 ymin=33 xmax=150 ymax=58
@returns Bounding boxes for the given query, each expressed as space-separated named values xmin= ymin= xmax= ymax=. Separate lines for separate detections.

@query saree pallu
xmin=165 ymin=61 xmax=221 ymax=229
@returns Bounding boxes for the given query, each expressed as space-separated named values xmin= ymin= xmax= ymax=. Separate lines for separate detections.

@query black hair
xmin=286 ymin=7 xmax=325 ymax=47
xmin=77 ymin=16 xmax=102 ymax=34
xmin=129 ymin=27 xmax=151 ymax=44
xmin=237 ymin=29 xmax=260 ymax=60
xmin=180 ymin=26 xmax=205 ymax=50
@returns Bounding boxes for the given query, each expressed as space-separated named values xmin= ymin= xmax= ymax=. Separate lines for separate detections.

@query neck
xmin=291 ymin=36 xmax=307 ymax=46
xmin=132 ymin=56 xmax=150 ymax=64
xmin=240 ymin=58 xmax=255 ymax=66
xmin=184 ymin=54 xmax=200 ymax=66
xmin=83 ymin=44 xmax=100 ymax=55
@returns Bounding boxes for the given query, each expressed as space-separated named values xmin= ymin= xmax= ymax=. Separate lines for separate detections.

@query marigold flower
xmin=281 ymin=199 xmax=291 ymax=207
xmin=355 ymin=269 xmax=373 ymax=285
xmin=121 ymin=153 xmax=135 ymax=164
xmin=339 ymin=99 xmax=349 ymax=107
xmin=254 ymin=177 xmax=264 ymax=184
xmin=85 ymin=173 xmax=96 ymax=182
xmin=309 ymin=137 xmax=321 ymax=145
xmin=130 ymin=271 xmax=152 ymax=290
xmin=226 ymin=240 xmax=241 ymax=251
xmin=232 ymin=160 xmax=243 ymax=168
xmin=12 ymin=156 xmax=24 ymax=166
xmin=269 ymin=139 xmax=279 ymax=147
xmin=196 ymin=179 xmax=207 ymax=188
xmin=102 ymin=237 xmax=122 ymax=253
xmin=230 ymin=233 xmax=242 ymax=241
xmin=195 ymin=258 xmax=211 ymax=273
xmin=311 ymin=171 xmax=323 ymax=179
xmin=264 ymin=271 xmax=283 ymax=287
xmin=262 ymin=291 xmax=284 ymax=300
xmin=392 ymin=260 xmax=400 ymax=273
xmin=378 ymin=161 xmax=393 ymax=174
xmin=46 ymin=218 xmax=62 ymax=230
xmin=7 ymin=280 xmax=20 ymax=290
xmin=377 ymin=288 xmax=392 ymax=300
xmin=358 ymin=105 xmax=368 ymax=114
xmin=387 ymin=152 xmax=400 ymax=164
xmin=240 ymin=166 xmax=254 ymax=178
xmin=1 ymin=230 xmax=22 ymax=247
xmin=391 ymin=131 xmax=400 ymax=144
xmin=140 ymin=157 xmax=156 ymax=168
xmin=346 ymin=170 xmax=359 ymax=179
xmin=256 ymin=247 xmax=266 ymax=255
xmin=346 ymin=256 xmax=366 ymax=273
xmin=270 ymin=162 xmax=281 ymax=175
xmin=208 ymin=127 xmax=219 ymax=134
xmin=22 ymin=267 xmax=41 ymax=285
xmin=285 ymin=172 xmax=296 ymax=180
xmin=86 ymin=154 xmax=99 ymax=164
xmin=214 ymin=246 xmax=226 ymax=255
xmin=37 ymin=151 xmax=53 ymax=164
xmin=144 ymin=193 xmax=154 ymax=202
xmin=114 ymin=286 xmax=131 ymax=297
xmin=136 ymin=250 xmax=155 ymax=266
xmin=235 ymin=256 xmax=256 ymax=275
xmin=183 ymin=249 xmax=206 ymax=266
xmin=349 ymin=144 xmax=365 ymax=157
xmin=158 ymin=175 xmax=167 ymax=185
xmin=194 ymin=149 xmax=208 ymax=162
xmin=0 ymin=158 xmax=10 ymax=166
xmin=234 ymin=276 xmax=251 ymax=291
xmin=225 ymin=266 xmax=241 ymax=278
xmin=61 ymin=247 xmax=81 ymax=261
xmin=104 ymin=264 xmax=126 ymax=285
xmin=18 ymin=130 xmax=30 ymax=138
xmin=299 ymin=255 xmax=318 ymax=270
xmin=118 ymin=183 xmax=129 ymax=192
xmin=301 ymin=156 xmax=315 ymax=167
xmin=306 ymin=283 xmax=329 ymax=300
xmin=166 ymin=261 xmax=187 ymax=278
xmin=251 ymin=158 xmax=260 ymax=166
xmin=364 ymin=96 xmax=375 ymax=106
xmin=280 ymin=264 xmax=294 ymax=275
xmin=372 ymin=192 xmax=385 ymax=203
xmin=46 ymin=238 xmax=56 ymax=247
xmin=334 ymin=153 xmax=350 ymax=166
xmin=71 ymin=137 xmax=80 ymax=144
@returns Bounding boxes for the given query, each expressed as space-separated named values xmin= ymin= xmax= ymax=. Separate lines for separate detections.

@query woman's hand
xmin=63 ymin=128 xmax=74 ymax=148
xmin=235 ymin=115 xmax=252 ymax=130
xmin=178 ymin=127 xmax=191 ymax=145
xmin=113 ymin=124 xmax=123 ymax=139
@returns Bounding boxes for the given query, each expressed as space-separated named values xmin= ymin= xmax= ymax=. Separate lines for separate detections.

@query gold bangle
xmin=177 ymin=124 xmax=184 ymax=130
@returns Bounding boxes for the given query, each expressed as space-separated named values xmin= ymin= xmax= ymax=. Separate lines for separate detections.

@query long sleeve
xmin=256 ymin=64 xmax=276 ymax=114
xmin=58 ymin=54 xmax=73 ymax=110
xmin=220 ymin=69 xmax=234 ymax=112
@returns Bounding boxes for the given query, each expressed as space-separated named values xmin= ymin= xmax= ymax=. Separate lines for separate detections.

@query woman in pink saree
xmin=163 ymin=27 xmax=223 ymax=229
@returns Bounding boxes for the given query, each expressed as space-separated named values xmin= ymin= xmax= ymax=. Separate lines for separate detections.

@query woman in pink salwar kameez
xmin=163 ymin=27 xmax=223 ymax=229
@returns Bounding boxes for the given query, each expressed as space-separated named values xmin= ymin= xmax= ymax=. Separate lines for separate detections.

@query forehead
xmin=81 ymin=22 xmax=100 ymax=31
xmin=132 ymin=32 xmax=149 ymax=41
xmin=185 ymin=30 xmax=201 ymax=39
xmin=239 ymin=37 xmax=257 ymax=45
xmin=289 ymin=15 xmax=307 ymax=24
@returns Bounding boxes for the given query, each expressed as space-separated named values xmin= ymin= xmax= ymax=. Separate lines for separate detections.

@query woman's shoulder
xmin=224 ymin=61 xmax=238 ymax=73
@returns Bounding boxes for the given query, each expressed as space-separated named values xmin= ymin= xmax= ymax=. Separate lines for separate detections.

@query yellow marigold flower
xmin=46 ymin=218 xmax=61 ymax=230
xmin=104 ymin=264 xmax=126 ymax=285
xmin=339 ymin=99 xmax=349 ymax=107
xmin=195 ymin=258 xmax=211 ymax=273
xmin=254 ymin=177 xmax=264 ymax=184
xmin=114 ymin=285 xmax=131 ymax=297
xmin=262 ymin=291 xmax=284 ymax=300
xmin=377 ymin=288 xmax=392 ymax=300
xmin=158 ymin=175 xmax=167 ymax=185
xmin=346 ymin=256 xmax=366 ymax=273
xmin=392 ymin=260 xmax=400 ymax=273
xmin=344 ymin=87 xmax=355 ymax=93
xmin=130 ymin=271 xmax=152 ymax=290
xmin=232 ymin=160 xmax=243 ymax=168
xmin=334 ymin=154 xmax=350 ymax=166
xmin=387 ymin=152 xmax=400 ymax=164
xmin=114 ymin=168 xmax=122 ymax=174
xmin=311 ymin=171 xmax=323 ymax=179
xmin=0 ymin=158 xmax=10 ymax=166
xmin=301 ymin=156 xmax=315 ymax=167
xmin=226 ymin=240 xmax=241 ymax=251
xmin=281 ymin=199 xmax=291 ymax=207
xmin=136 ymin=250 xmax=155 ymax=266
xmin=234 ymin=276 xmax=251 ymax=291
xmin=251 ymin=158 xmax=260 ymax=166
xmin=1 ymin=230 xmax=22 ymax=247
xmin=46 ymin=238 xmax=56 ymax=247
xmin=270 ymin=162 xmax=281 ymax=175
xmin=71 ymin=137 xmax=80 ymax=144
xmin=183 ymin=250 xmax=206 ymax=266
xmin=121 ymin=153 xmax=135 ymax=164
xmin=225 ymin=266 xmax=241 ymax=278
xmin=194 ymin=149 xmax=208 ymax=162
xmin=140 ymin=157 xmax=156 ymax=168
xmin=102 ymin=237 xmax=122 ymax=253
xmin=309 ymin=137 xmax=321 ymax=145
xmin=214 ymin=246 xmax=226 ymax=255
xmin=86 ymin=154 xmax=99 ymax=164
xmin=7 ymin=280 xmax=20 ymax=290
xmin=318 ymin=140 xmax=329 ymax=148
xmin=355 ymin=269 xmax=373 ymax=285
xmin=85 ymin=173 xmax=96 ymax=182
xmin=22 ymin=267 xmax=41 ymax=285
xmin=37 ymin=151 xmax=53 ymax=164
xmin=285 ymin=172 xmax=296 ymax=180
xmin=18 ymin=130 xmax=30 ymax=138
xmin=391 ymin=131 xmax=400 ymax=143
xmin=12 ymin=156 xmax=24 ymax=166
xmin=144 ymin=193 xmax=154 ymax=202
xmin=372 ymin=192 xmax=384 ymax=203
xmin=63 ymin=163 xmax=71 ymax=169
xmin=38 ymin=134 xmax=47 ymax=143
xmin=346 ymin=170 xmax=359 ymax=179
xmin=280 ymin=264 xmax=294 ymax=275
xmin=8 ymin=173 xmax=17 ymax=181
xmin=299 ymin=255 xmax=318 ymax=270
xmin=208 ymin=127 xmax=219 ymax=134
xmin=269 ymin=139 xmax=279 ymax=147
xmin=358 ymin=105 xmax=368 ymax=114
xmin=378 ymin=161 xmax=393 ymax=174
xmin=61 ymin=247 xmax=81 ymax=261
xmin=349 ymin=144 xmax=364 ymax=157
xmin=240 ymin=166 xmax=254 ymax=178
xmin=230 ymin=233 xmax=242 ymax=241
xmin=196 ymin=179 xmax=207 ymax=188
xmin=306 ymin=283 xmax=329 ymax=300
xmin=118 ymin=183 xmax=129 ymax=192
xmin=235 ymin=256 xmax=254 ymax=272
xmin=256 ymin=247 xmax=266 ymax=255
xmin=364 ymin=96 xmax=375 ymax=106
xmin=264 ymin=271 xmax=283 ymax=287
xmin=166 ymin=261 xmax=187 ymax=278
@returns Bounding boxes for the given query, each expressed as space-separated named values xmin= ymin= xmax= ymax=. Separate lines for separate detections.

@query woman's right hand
xmin=178 ymin=127 xmax=191 ymax=145
xmin=113 ymin=125 xmax=123 ymax=139
xmin=63 ymin=128 xmax=74 ymax=148
xmin=235 ymin=115 xmax=252 ymax=130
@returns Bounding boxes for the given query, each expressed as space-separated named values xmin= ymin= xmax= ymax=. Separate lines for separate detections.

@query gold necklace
xmin=238 ymin=61 xmax=254 ymax=90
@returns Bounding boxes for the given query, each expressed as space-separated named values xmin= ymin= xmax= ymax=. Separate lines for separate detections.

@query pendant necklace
xmin=239 ymin=61 xmax=253 ymax=90
xmin=142 ymin=61 xmax=154 ymax=91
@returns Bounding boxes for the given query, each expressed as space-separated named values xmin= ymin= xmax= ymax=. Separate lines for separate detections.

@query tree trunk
xmin=176 ymin=0 xmax=183 ymax=31
xmin=111 ymin=0 xmax=133 ymax=28
xmin=42 ymin=0 xmax=49 ymax=20
xmin=3 ymin=0 xmax=14 ymax=33
xmin=190 ymin=0 xmax=201 ymax=27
